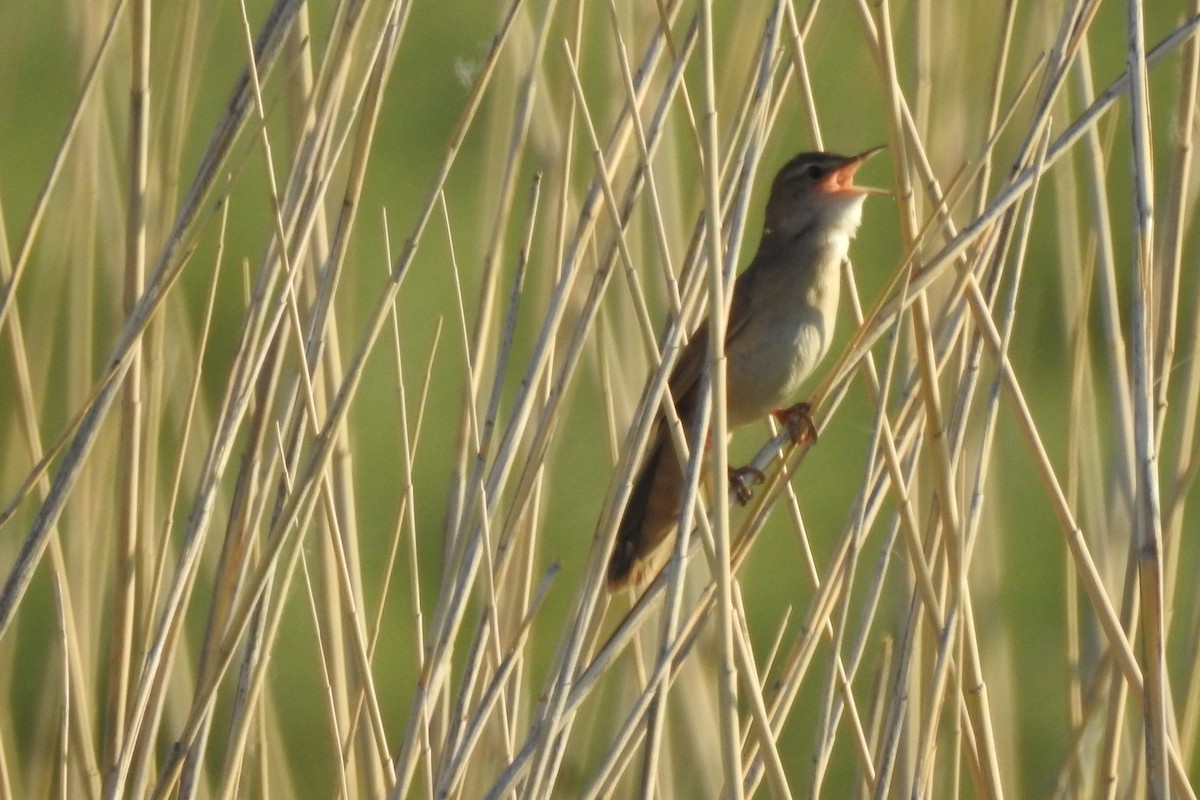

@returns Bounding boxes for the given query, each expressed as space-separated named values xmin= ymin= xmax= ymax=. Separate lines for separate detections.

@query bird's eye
xmin=805 ymin=164 xmax=824 ymax=180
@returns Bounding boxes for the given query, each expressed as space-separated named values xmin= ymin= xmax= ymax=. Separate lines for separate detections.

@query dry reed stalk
xmin=0 ymin=1 xmax=1198 ymax=798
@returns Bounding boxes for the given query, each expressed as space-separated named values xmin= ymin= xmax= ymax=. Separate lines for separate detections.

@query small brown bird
xmin=607 ymin=147 xmax=884 ymax=591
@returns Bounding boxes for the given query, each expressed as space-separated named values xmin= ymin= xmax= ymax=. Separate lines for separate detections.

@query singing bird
xmin=607 ymin=147 xmax=884 ymax=591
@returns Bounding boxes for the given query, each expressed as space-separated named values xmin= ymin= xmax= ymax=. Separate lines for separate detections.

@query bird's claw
xmin=728 ymin=465 xmax=766 ymax=506
xmin=773 ymin=402 xmax=818 ymax=445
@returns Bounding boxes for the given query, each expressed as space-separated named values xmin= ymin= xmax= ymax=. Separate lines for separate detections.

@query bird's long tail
xmin=607 ymin=432 xmax=686 ymax=591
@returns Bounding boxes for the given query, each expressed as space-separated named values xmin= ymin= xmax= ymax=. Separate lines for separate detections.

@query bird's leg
xmin=773 ymin=402 xmax=819 ymax=445
xmin=710 ymin=429 xmax=764 ymax=505
xmin=727 ymin=465 xmax=765 ymax=506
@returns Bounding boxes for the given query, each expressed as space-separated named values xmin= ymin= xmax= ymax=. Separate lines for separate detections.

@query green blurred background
xmin=0 ymin=0 xmax=1196 ymax=796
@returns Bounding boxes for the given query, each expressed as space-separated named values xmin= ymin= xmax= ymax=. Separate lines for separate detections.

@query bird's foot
xmin=773 ymin=402 xmax=819 ymax=445
xmin=728 ymin=465 xmax=766 ymax=506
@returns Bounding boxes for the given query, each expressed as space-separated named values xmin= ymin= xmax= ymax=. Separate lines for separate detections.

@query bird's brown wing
xmin=666 ymin=264 xmax=758 ymax=416
xmin=606 ymin=264 xmax=759 ymax=591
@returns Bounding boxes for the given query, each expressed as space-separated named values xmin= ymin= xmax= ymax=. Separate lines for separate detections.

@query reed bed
xmin=0 ymin=0 xmax=1197 ymax=797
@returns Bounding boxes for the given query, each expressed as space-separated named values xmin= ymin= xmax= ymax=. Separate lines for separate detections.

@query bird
xmin=607 ymin=147 xmax=885 ymax=592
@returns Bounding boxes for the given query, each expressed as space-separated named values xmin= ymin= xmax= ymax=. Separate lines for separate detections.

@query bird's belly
xmin=724 ymin=310 xmax=831 ymax=427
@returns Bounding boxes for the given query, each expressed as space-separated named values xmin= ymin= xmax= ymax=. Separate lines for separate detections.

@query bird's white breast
xmin=723 ymin=196 xmax=864 ymax=426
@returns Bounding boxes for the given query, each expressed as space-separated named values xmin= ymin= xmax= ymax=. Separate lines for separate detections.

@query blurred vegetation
xmin=0 ymin=0 xmax=1197 ymax=798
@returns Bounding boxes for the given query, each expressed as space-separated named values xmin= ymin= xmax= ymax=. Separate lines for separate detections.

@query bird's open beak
xmin=824 ymin=145 xmax=889 ymax=197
